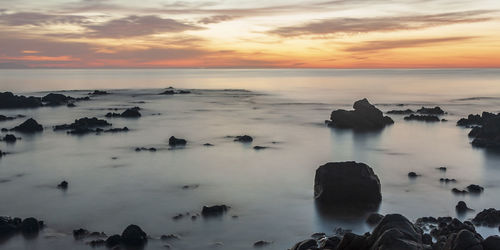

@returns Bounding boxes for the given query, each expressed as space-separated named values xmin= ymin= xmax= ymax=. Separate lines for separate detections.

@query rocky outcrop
xmin=326 ymin=99 xmax=394 ymax=130
xmin=0 ymin=92 xmax=42 ymax=109
xmin=457 ymin=112 xmax=495 ymax=127
xmin=314 ymin=161 xmax=381 ymax=210
xmin=404 ymin=114 xmax=440 ymax=122
xmin=472 ymin=208 xmax=500 ymax=227
xmin=417 ymin=106 xmax=445 ymax=115
xmin=387 ymin=109 xmax=414 ymax=115
xmin=169 ymin=136 xmax=187 ymax=146
xmin=234 ymin=135 xmax=253 ymax=142
xmin=54 ymin=117 xmax=114 ymax=134
xmin=462 ymin=113 xmax=500 ymax=148
xmin=89 ymin=90 xmax=109 ymax=95
xmin=41 ymin=93 xmax=74 ymax=106
xmin=202 ymin=205 xmax=229 ymax=217
xmin=105 ymin=107 xmax=141 ymax=118
xmin=11 ymin=118 xmax=43 ymax=133
xmin=121 ymin=225 xmax=147 ymax=246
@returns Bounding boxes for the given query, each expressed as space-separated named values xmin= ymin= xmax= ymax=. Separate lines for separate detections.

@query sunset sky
xmin=0 ymin=0 xmax=499 ymax=68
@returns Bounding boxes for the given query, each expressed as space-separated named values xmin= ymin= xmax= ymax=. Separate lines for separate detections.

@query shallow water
xmin=1 ymin=69 xmax=500 ymax=249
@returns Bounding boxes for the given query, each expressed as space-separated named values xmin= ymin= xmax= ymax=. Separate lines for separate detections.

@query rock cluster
xmin=326 ymin=99 xmax=393 ymax=130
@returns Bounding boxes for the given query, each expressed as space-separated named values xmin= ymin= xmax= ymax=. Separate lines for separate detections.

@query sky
xmin=0 ymin=0 xmax=499 ymax=68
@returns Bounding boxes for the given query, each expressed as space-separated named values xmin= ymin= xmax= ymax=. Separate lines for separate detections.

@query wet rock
xmin=3 ymin=134 xmax=17 ymax=143
xmin=336 ymin=232 xmax=369 ymax=249
xmin=105 ymin=234 xmax=122 ymax=248
xmin=326 ymin=98 xmax=394 ymax=130
xmin=422 ymin=233 xmax=432 ymax=245
xmin=319 ymin=236 xmax=341 ymax=249
xmin=417 ymin=106 xmax=445 ymax=115
xmin=234 ymin=135 xmax=253 ymax=143
xmin=387 ymin=109 xmax=414 ymax=115
xmin=472 ymin=208 xmax=500 ymax=227
xmin=456 ymin=201 xmax=473 ymax=213
xmin=314 ymin=161 xmax=381 ymax=210
xmin=11 ymin=118 xmax=43 ymax=133
xmin=169 ymin=136 xmax=187 ymax=146
xmin=311 ymin=232 xmax=326 ymax=239
xmin=20 ymin=217 xmax=41 ymax=235
xmin=0 ymin=92 xmax=42 ymax=109
xmin=291 ymin=239 xmax=317 ymax=250
xmin=366 ymin=213 xmax=384 ymax=225
xmin=368 ymin=214 xmax=426 ymax=250
xmin=201 ymin=205 xmax=228 ymax=217
xmin=41 ymin=93 xmax=74 ymax=106
xmin=57 ymin=181 xmax=68 ymax=190
xmin=121 ymin=224 xmax=147 ymax=246
xmin=443 ymin=229 xmax=483 ymax=250
xmin=483 ymin=235 xmax=500 ymax=250
xmin=467 ymin=184 xmax=484 ymax=194
xmin=408 ymin=172 xmax=419 ymax=178
xmin=404 ymin=114 xmax=440 ymax=122
xmin=253 ymin=240 xmax=272 ymax=247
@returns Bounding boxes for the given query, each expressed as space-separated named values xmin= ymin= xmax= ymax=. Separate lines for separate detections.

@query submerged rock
xmin=0 ymin=92 xmax=42 ymax=109
xmin=417 ymin=106 xmax=445 ymax=115
xmin=121 ymin=225 xmax=147 ymax=246
xmin=314 ymin=161 xmax=381 ymax=210
xmin=54 ymin=117 xmax=113 ymax=135
xmin=253 ymin=240 xmax=272 ymax=247
xmin=201 ymin=205 xmax=228 ymax=217
xmin=234 ymin=135 xmax=253 ymax=143
xmin=169 ymin=136 xmax=187 ymax=146
xmin=2 ymin=134 xmax=17 ymax=143
xmin=326 ymin=98 xmax=394 ymax=130
xmin=404 ymin=114 xmax=440 ymax=122
xmin=11 ymin=118 xmax=43 ymax=133
xmin=253 ymin=146 xmax=268 ymax=150
xmin=57 ymin=181 xmax=68 ymax=190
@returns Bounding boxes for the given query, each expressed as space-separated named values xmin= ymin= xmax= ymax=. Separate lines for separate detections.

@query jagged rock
xmin=314 ymin=162 xmax=381 ymax=210
xmin=11 ymin=118 xmax=43 ymax=133
xmin=464 ymin=113 xmax=500 ymax=148
xmin=387 ymin=109 xmax=414 ymax=115
xmin=41 ymin=93 xmax=74 ymax=106
xmin=457 ymin=112 xmax=495 ymax=127
xmin=0 ymin=92 xmax=42 ymax=109
xmin=169 ymin=136 xmax=187 ymax=146
xmin=417 ymin=106 xmax=445 ymax=115
xmin=326 ymin=98 xmax=393 ymax=130
xmin=367 ymin=214 xmax=425 ymax=250
xmin=443 ymin=229 xmax=483 ymax=250
xmin=234 ymin=135 xmax=253 ymax=142
xmin=367 ymin=213 xmax=384 ymax=225
xmin=404 ymin=114 xmax=440 ymax=122
xmin=467 ymin=184 xmax=484 ymax=194
xmin=472 ymin=208 xmax=500 ymax=227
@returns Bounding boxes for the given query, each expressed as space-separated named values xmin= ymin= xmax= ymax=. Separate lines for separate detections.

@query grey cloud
xmin=198 ymin=15 xmax=235 ymax=24
xmin=0 ymin=12 xmax=87 ymax=26
xmin=344 ymin=36 xmax=475 ymax=52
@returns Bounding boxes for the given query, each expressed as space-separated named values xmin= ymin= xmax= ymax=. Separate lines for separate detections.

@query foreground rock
xmin=472 ymin=208 xmax=500 ymax=227
xmin=0 ymin=92 xmax=42 ymax=109
xmin=326 ymin=98 xmax=394 ymax=130
xmin=11 ymin=118 xmax=43 ymax=133
xmin=404 ymin=114 xmax=440 ymax=122
xmin=314 ymin=162 xmax=381 ymax=210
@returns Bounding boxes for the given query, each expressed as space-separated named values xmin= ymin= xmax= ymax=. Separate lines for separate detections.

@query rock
xmin=54 ymin=117 xmax=112 ymax=134
xmin=57 ymin=181 xmax=68 ymax=189
xmin=0 ymin=92 xmax=42 ymax=109
xmin=437 ymin=167 xmax=447 ymax=172
xmin=367 ymin=213 xmax=384 ymax=225
xmin=253 ymin=240 xmax=272 ymax=247
xmin=73 ymin=228 xmax=90 ymax=240
xmin=253 ymin=146 xmax=268 ymax=150
xmin=440 ymin=178 xmax=457 ymax=183
xmin=457 ymin=112 xmax=494 ymax=127
xmin=234 ymin=135 xmax=253 ymax=142
xmin=443 ymin=229 xmax=483 ymax=250
xmin=466 ymin=113 xmax=500 ymax=148
xmin=291 ymin=239 xmax=317 ymax=250
xmin=319 ymin=236 xmax=341 ymax=249
xmin=20 ymin=217 xmax=40 ymax=235
xmin=121 ymin=108 xmax=141 ymax=117
xmin=169 ymin=136 xmax=187 ymax=146
xmin=452 ymin=188 xmax=468 ymax=194
xmin=201 ymin=205 xmax=228 ymax=217
xmin=103 ymin=127 xmax=129 ymax=133
xmin=472 ymin=208 xmax=500 ymax=227
xmin=404 ymin=114 xmax=440 ymax=122
xmin=41 ymin=93 xmax=74 ymax=106
xmin=326 ymin=98 xmax=394 ymax=130
xmin=3 ymin=134 xmax=17 ymax=142
xmin=203 ymin=143 xmax=214 ymax=146
xmin=0 ymin=115 xmax=16 ymax=121
xmin=178 ymin=90 xmax=191 ymax=94
xmin=160 ymin=90 xmax=175 ymax=95
xmin=67 ymin=103 xmax=76 ymax=107
xmin=367 ymin=214 xmax=425 ymax=250
xmin=456 ymin=201 xmax=472 ymax=213
xmin=408 ymin=172 xmax=419 ymax=178
xmin=314 ymin=161 xmax=381 ymax=210
xmin=417 ymin=106 xmax=445 ymax=115
xmin=467 ymin=184 xmax=484 ymax=194
xmin=0 ymin=217 xmax=19 ymax=239
xmin=89 ymin=90 xmax=109 ymax=95
xmin=161 ymin=234 xmax=180 ymax=241
xmin=11 ymin=118 xmax=43 ymax=133
xmin=121 ymin=225 xmax=147 ymax=246
xmin=336 ymin=232 xmax=369 ymax=250
xmin=387 ymin=109 xmax=414 ymax=115
xmin=105 ymin=234 xmax=122 ymax=248
xmin=483 ymin=235 xmax=500 ymax=250
xmin=422 ymin=233 xmax=432 ymax=245
xmin=88 ymin=239 xmax=106 ymax=247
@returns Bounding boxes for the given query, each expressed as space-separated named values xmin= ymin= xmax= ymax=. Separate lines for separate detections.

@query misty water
xmin=1 ymin=69 xmax=500 ymax=249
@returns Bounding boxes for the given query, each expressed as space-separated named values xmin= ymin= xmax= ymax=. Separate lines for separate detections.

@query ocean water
xmin=1 ymin=69 xmax=500 ymax=249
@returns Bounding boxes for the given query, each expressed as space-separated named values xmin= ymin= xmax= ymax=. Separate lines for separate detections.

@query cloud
xmin=269 ymin=10 xmax=494 ymax=37
xmin=85 ymin=15 xmax=202 ymax=38
xmin=344 ymin=36 xmax=475 ymax=52
xmin=198 ymin=15 xmax=235 ymax=24
xmin=0 ymin=12 xmax=87 ymax=26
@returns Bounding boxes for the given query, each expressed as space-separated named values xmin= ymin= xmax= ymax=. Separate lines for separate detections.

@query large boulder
xmin=483 ymin=236 xmax=500 ymax=250
xmin=121 ymin=225 xmax=147 ymax=246
xmin=314 ymin=162 xmax=381 ymax=209
xmin=0 ymin=92 xmax=42 ymax=109
xmin=11 ymin=118 xmax=43 ymax=133
xmin=326 ymin=99 xmax=393 ymax=130
xmin=443 ymin=229 xmax=483 ymax=250
xmin=367 ymin=214 xmax=426 ymax=250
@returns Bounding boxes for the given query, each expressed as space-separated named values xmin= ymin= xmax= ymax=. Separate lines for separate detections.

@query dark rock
xmin=404 ymin=114 xmax=440 ymax=122
xmin=0 ymin=115 xmax=16 ymax=121
xmin=253 ymin=146 xmax=268 ymax=150
xmin=121 ymin=108 xmax=141 ymax=118
xmin=105 ymin=234 xmax=122 ymax=248
xmin=54 ymin=117 xmax=111 ymax=131
xmin=456 ymin=201 xmax=472 ymax=213
xmin=443 ymin=229 xmax=483 ymax=250
xmin=311 ymin=232 xmax=326 ymax=239
xmin=291 ymin=239 xmax=317 ymax=250
xmin=452 ymin=188 xmax=468 ymax=194
xmin=88 ymin=239 xmax=106 ymax=247
xmin=467 ymin=184 xmax=484 ymax=194
xmin=3 ymin=134 xmax=17 ymax=142
xmin=178 ymin=90 xmax=191 ymax=94
xmin=203 ymin=143 xmax=214 ymax=146
xmin=67 ymin=103 xmax=76 ymax=107
xmin=73 ymin=228 xmax=90 ymax=240
xmin=11 ymin=118 xmax=43 ymax=133
xmin=121 ymin=225 xmax=147 ymax=246
xmin=408 ymin=172 xmax=419 ymax=178
xmin=472 ymin=208 xmax=500 ymax=227
xmin=20 ymin=217 xmax=40 ymax=234
xmin=0 ymin=92 xmax=42 ymax=109
xmin=41 ymin=93 xmax=74 ymax=106
xmin=483 ymin=235 xmax=500 ymax=250
xmin=160 ymin=90 xmax=175 ymax=95
xmin=336 ymin=232 xmax=369 ymax=250
xmin=0 ymin=217 xmax=19 ymax=239
xmin=319 ymin=236 xmax=341 ymax=249
xmin=422 ymin=233 xmax=432 ymax=245
xmin=57 ymin=181 xmax=68 ymax=190
xmin=314 ymin=161 xmax=381 ymax=210
xmin=253 ymin=240 xmax=272 ymax=247
xmin=89 ymin=90 xmax=109 ymax=95
xmin=201 ymin=205 xmax=228 ymax=217
xmin=440 ymin=178 xmax=457 ymax=183
xmin=161 ymin=234 xmax=180 ymax=241
xmin=437 ymin=167 xmax=447 ymax=172
xmin=169 ymin=136 xmax=187 ymax=146
xmin=326 ymin=98 xmax=394 ymax=130
xmin=234 ymin=135 xmax=253 ymax=142
xmin=366 ymin=213 xmax=384 ymax=225
xmin=417 ymin=106 xmax=445 ymax=115
xmin=457 ymin=112 xmax=494 ymax=127
xmin=387 ymin=109 xmax=414 ymax=115
xmin=103 ymin=127 xmax=129 ymax=133
xmin=466 ymin=113 xmax=500 ymax=148
xmin=367 ymin=214 xmax=425 ymax=250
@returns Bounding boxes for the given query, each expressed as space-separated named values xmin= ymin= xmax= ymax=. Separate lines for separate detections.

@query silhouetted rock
xmin=20 ymin=217 xmax=41 ymax=235
xmin=291 ymin=239 xmax=317 ymax=250
xmin=160 ymin=90 xmax=175 ymax=95
xmin=367 ymin=214 xmax=426 ymax=250
xmin=41 ymin=93 xmax=74 ymax=106
xmin=54 ymin=117 xmax=111 ymax=135
xmin=2 ymin=134 xmax=17 ymax=143
xmin=404 ymin=114 xmax=440 ymax=122
xmin=253 ymin=240 xmax=272 ymax=247
xmin=472 ymin=208 xmax=500 ymax=227
xmin=443 ymin=229 xmax=483 ymax=250
xmin=437 ymin=167 xmax=447 ymax=172
xmin=452 ymin=188 xmax=468 ymax=194
xmin=387 ymin=109 xmax=414 ymax=115
xmin=103 ymin=127 xmax=129 ymax=133
xmin=169 ymin=136 xmax=187 ymax=146
xmin=253 ymin=146 xmax=268 ymax=150
xmin=0 ymin=217 xmax=19 ymax=239
xmin=120 ymin=108 xmax=141 ymax=117
xmin=201 ymin=205 xmax=228 ymax=217
xmin=0 ymin=115 xmax=16 ymax=121
xmin=234 ymin=135 xmax=253 ymax=142
xmin=89 ymin=90 xmax=109 ymax=95
xmin=105 ymin=234 xmax=122 ymax=248
xmin=314 ymin=161 xmax=381 ymax=210
xmin=408 ymin=172 xmax=419 ymax=178
xmin=366 ymin=213 xmax=384 ymax=225
xmin=0 ymin=92 xmax=42 ymax=109
xmin=483 ymin=235 xmax=500 ymax=250
xmin=57 ymin=181 xmax=68 ymax=190
xmin=73 ymin=228 xmax=90 ymax=240
xmin=178 ymin=90 xmax=191 ymax=94
xmin=457 ymin=112 xmax=495 ymax=127
xmin=467 ymin=113 xmax=500 ymax=148
xmin=203 ymin=143 xmax=214 ymax=146
xmin=467 ymin=184 xmax=484 ymax=194
xmin=121 ymin=225 xmax=147 ymax=246
xmin=440 ymin=178 xmax=457 ymax=183
xmin=326 ymin=98 xmax=393 ymax=130
xmin=11 ymin=118 xmax=43 ymax=133
xmin=417 ymin=106 xmax=445 ymax=115
xmin=135 ymin=147 xmax=156 ymax=152
xmin=456 ymin=201 xmax=473 ymax=213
